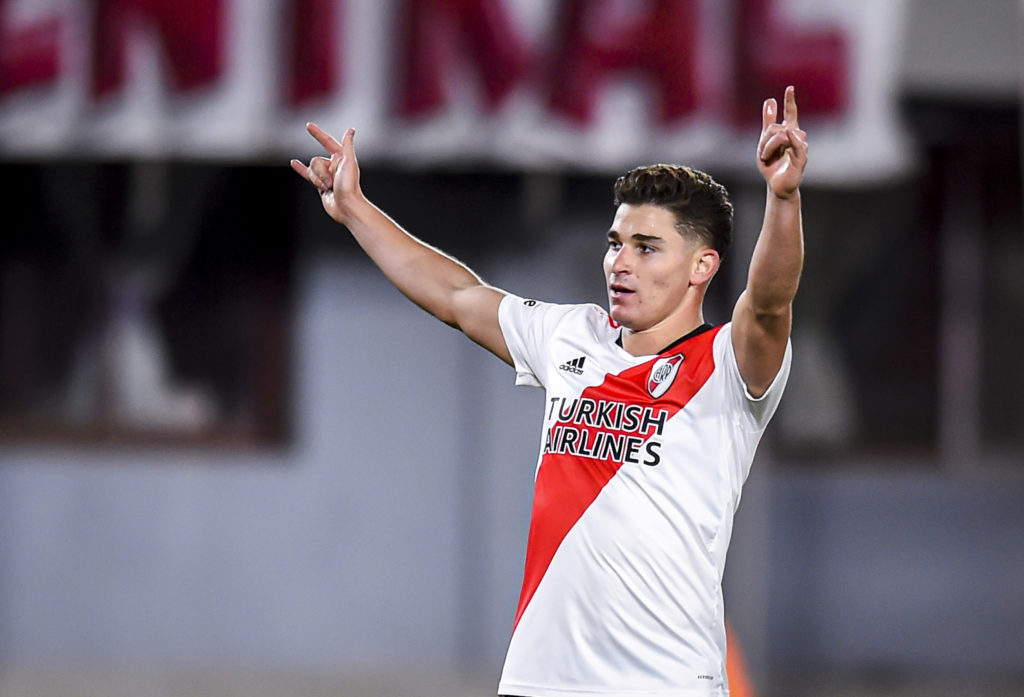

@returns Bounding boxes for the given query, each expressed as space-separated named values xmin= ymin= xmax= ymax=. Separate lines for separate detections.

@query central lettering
xmin=547 ymin=396 xmax=668 ymax=437
xmin=544 ymin=396 xmax=668 ymax=467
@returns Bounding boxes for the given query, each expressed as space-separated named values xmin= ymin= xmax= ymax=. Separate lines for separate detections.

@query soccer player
xmin=291 ymin=86 xmax=807 ymax=697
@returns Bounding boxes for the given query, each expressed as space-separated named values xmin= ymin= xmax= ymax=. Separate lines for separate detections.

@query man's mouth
xmin=609 ymin=283 xmax=634 ymax=297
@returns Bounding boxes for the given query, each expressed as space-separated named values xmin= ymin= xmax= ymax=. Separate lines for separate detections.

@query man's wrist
xmin=337 ymin=191 xmax=373 ymax=225
xmin=768 ymin=187 xmax=801 ymax=203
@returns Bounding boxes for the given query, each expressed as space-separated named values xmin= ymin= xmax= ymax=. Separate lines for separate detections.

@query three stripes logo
xmin=558 ymin=356 xmax=587 ymax=375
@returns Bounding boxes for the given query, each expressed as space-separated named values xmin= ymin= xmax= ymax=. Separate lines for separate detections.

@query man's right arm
xmin=291 ymin=124 xmax=512 ymax=365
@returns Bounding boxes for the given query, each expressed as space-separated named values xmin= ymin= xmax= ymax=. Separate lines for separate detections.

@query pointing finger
xmin=762 ymin=98 xmax=777 ymax=131
xmin=306 ymin=122 xmax=344 ymax=155
xmin=783 ymin=85 xmax=798 ymax=129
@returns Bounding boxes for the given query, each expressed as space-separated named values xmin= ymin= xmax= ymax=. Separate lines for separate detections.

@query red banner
xmin=0 ymin=0 xmax=912 ymax=182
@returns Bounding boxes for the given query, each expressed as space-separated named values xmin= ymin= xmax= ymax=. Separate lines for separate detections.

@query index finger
xmin=783 ymin=85 xmax=798 ymax=128
xmin=762 ymin=97 xmax=777 ymax=131
xmin=306 ymin=122 xmax=344 ymax=155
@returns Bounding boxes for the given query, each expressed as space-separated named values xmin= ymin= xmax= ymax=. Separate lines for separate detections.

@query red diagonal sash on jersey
xmin=512 ymin=327 xmax=723 ymax=629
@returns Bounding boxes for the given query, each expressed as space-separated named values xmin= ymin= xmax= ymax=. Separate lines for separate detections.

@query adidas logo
xmin=558 ymin=356 xmax=586 ymax=375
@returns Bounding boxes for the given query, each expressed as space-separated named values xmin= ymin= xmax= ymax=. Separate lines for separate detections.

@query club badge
xmin=647 ymin=354 xmax=684 ymax=398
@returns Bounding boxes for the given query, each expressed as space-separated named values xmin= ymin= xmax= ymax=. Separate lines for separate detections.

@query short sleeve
xmin=498 ymin=294 xmax=577 ymax=388
xmin=713 ymin=322 xmax=792 ymax=431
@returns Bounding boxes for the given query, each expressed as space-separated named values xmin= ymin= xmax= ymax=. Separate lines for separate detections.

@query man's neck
xmin=620 ymin=316 xmax=706 ymax=356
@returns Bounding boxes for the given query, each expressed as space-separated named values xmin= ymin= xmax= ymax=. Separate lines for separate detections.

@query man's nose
xmin=610 ymin=246 xmax=632 ymax=273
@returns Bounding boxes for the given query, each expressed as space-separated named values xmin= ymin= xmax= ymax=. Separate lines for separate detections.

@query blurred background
xmin=1 ymin=1 xmax=1022 ymax=695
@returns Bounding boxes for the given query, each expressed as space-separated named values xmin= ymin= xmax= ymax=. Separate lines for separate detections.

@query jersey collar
xmin=615 ymin=323 xmax=715 ymax=355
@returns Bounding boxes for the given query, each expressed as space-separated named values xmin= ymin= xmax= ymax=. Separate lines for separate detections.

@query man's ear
xmin=690 ymin=248 xmax=721 ymax=286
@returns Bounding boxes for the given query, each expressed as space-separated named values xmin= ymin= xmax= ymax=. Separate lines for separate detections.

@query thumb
xmin=337 ymin=128 xmax=360 ymax=190
xmin=343 ymin=127 xmax=356 ymax=160
xmin=328 ymin=128 xmax=357 ymax=178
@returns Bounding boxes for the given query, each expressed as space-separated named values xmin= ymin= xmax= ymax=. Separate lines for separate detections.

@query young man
xmin=292 ymin=87 xmax=807 ymax=697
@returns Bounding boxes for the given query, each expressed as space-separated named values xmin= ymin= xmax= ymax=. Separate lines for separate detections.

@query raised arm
xmin=291 ymin=124 xmax=512 ymax=365
xmin=731 ymin=86 xmax=807 ymax=398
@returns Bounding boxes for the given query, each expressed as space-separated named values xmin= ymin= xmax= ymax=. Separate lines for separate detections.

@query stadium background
xmin=1 ymin=1 xmax=1022 ymax=695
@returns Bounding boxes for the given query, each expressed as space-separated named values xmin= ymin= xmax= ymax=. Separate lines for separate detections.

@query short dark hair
xmin=613 ymin=164 xmax=733 ymax=257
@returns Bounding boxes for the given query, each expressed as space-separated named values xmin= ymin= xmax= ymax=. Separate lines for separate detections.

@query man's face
xmin=603 ymin=203 xmax=699 ymax=333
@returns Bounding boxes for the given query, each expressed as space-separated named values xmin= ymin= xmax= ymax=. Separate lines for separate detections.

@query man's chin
xmin=608 ymin=307 xmax=634 ymax=329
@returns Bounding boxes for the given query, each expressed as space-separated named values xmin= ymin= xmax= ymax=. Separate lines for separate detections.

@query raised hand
xmin=290 ymin=123 xmax=361 ymax=224
xmin=757 ymin=86 xmax=808 ymax=200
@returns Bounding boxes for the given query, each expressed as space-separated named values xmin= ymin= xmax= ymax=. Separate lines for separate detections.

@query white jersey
xmin=496 ymin=295 xmax=791 ymax=697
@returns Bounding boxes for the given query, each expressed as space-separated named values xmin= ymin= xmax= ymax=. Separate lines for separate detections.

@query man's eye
xmin=639 ymin=245 xmax=655 ymax=254
xmin=608 ymin=241 xmax=622 ymax=250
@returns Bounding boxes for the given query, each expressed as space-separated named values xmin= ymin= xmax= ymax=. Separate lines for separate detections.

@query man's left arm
xmin=731 ymin=86 xmax=808 ymax=398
